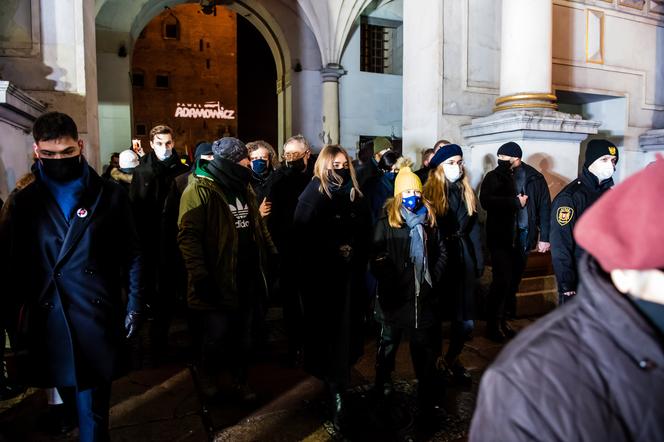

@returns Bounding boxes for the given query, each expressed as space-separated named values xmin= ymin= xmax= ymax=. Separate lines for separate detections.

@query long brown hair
xmin=423 ymin=163 xmax=477 ymax=217
xmin=313 ymin=145 xmax=362 ymax=200
xmin=385 ymin=196 xmax=436 ymax=228
xmin=247 ymin=140 xmax=280 ymax=170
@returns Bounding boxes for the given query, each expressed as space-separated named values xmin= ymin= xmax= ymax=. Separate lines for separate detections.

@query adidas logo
xmin=229 ymin=198 xmax=250 ymax=229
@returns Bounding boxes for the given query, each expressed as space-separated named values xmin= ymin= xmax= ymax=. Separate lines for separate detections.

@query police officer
xmin=550 ymin=139 xmax=618 ymax=305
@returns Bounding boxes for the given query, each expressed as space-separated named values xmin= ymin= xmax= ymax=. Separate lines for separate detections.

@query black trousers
xmin=487 ymin=244 xmax=527 ymax=323
xmin=59 ymin=384 xmax=111 ymax=442
xmin=375 ymin=323 xmax=437 ymax=398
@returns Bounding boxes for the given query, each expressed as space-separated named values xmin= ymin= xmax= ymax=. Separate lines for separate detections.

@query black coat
xmin=266 ymin=163 xmax=314 ymax=254
xmin=251 ymin=169 xmax=276 ymax=208
xmin=0 ymin=166 xmax=143 ymax=389
xmin=293 ymin=179 xmax=372 ymax=384
xmin=361 ymin=172 xmax=395 ymax=225
xmin=437 ymin=183 xmax=483 ymax=321
xmin=470 ymin=255 xmax=664 ymax=441
xmin=129 ymin=151 xmax=188 ymax=304
xmin=550 ymin=167 xmax=613 ymax=293
xmin=479 ymin=162 xmax=551 ymax=250
xmin=371 ymin=216 xmax=446 ymax=329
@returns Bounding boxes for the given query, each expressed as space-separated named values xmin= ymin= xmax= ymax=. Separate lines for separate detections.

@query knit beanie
xmin=497 ymin=141 xmax=523 ymax=158
xmin=118 ymin=149 xmax=139 ymax=169
xmin=584 ymin=139 xmax=619 ymax=168
xmin=211 ymin=137 xmax=248 ymax=163
xmin=429 ymin=144 xmax=463 ymax=169
xmin=394 ymin=166 xmax=423 ymax=196
xmin=373 ymin=136 xmax=393 ymax=154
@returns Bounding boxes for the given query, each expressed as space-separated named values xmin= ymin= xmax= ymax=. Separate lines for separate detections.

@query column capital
xmin=321 ymin=63 xmax=347 ymax=83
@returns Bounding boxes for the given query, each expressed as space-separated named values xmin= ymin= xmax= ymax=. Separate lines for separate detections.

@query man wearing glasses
xmin=268 ymin=135 xmax=314 ymax=365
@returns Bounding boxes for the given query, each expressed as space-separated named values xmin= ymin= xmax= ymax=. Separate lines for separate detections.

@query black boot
xmin=485 ymin=321 xmax=506 ymax=343
xmin=328 ymin=384 xmax=347 ymax=432
xmin=500 ymin=320 xmax=517 ymax=339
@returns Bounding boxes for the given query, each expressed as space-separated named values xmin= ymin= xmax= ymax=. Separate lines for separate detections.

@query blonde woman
xmin=371 ymin=166 xmax=447 ymax=416
xmin=292 ymin=145 xmax=372 ymax=431
xmin=423 ymin=144 xmax=483 ymax=387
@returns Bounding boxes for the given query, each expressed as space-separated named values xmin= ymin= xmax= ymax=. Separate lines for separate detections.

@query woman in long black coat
xmin=423 ymin=145 xmax=483 ymax=385
xmin=293 ymin=145 xmax=372 ymax=430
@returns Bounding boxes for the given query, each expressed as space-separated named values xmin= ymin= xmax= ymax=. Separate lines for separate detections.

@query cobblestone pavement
xmin=0 ymin=317 xmax=535 ymax=442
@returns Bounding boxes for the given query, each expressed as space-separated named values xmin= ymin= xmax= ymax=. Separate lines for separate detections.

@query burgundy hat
xmin=574 ymin=155 xmax=664 ymax=271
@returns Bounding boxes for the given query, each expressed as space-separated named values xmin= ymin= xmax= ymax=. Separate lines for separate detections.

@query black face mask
xmin=41 ymin=155 xmax=84 ymax=182
xmin=497 ymin=159 xmax=512 ymax=170
xmin=329 ymin=168 xmax=351 ymax=184
xmin=285 ymin=158 xmax=306 ymax=172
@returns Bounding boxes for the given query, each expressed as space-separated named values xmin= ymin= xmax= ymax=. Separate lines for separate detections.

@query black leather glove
xmin=124 ymin=311 xmax=143 ymax=339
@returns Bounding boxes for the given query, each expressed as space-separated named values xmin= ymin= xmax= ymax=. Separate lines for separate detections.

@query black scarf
xmin=207 ymin=157 xmax=252 ymax=196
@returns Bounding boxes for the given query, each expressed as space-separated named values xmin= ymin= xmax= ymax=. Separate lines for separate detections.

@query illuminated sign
xmin=174 ymin=101 xmax=235 ymax=119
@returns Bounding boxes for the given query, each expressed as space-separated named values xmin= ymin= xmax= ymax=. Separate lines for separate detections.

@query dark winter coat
xmin=293 ymin=178 xmax=372 ymax=384
xmin=177 ymin=168 xmax=276 ymax=311
xmin=266 ymin=162 xmax=314 ymax=253
xmin=0 ymin=165 xmax=143 ymax=389
xmin=437 ymin=183 xmax=484 ymax=321
xmin=251 ymin=169 xmax=276 ymax=209
xmin=355 ymin=158 xmax=380 ymax=188
xmin=371 ymin=215 xmax=447 ymax=329
xmin=129 ymin=151 xmax=188 ymax=305
xmin=470 ymin=255 xmax=664 ymax=442
xmin=550 ymin=167 xmax=613 ymax=293
xmin=479 ymin=162 xmax=551 ymax=250
xmin=361 ymin=172 xmax=396 ymax=225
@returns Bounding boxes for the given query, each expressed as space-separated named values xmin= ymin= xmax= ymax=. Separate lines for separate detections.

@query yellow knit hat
xmin=394 ymin=166 xmax=422 ymax=196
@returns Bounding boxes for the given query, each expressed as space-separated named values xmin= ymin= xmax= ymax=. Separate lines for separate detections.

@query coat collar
xmin=579 ymin=255 xmax=664 ymax=368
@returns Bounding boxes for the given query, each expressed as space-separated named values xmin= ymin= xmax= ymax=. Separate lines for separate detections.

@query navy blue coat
xmin=0 ymin=165 xmax=143 ymax=389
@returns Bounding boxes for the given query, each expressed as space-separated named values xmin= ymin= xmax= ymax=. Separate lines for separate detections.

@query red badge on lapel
xmin=76 ymin=208 xmax=88 ymax=218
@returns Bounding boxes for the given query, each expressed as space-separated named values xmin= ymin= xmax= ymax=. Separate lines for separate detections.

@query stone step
xmin=518 ymin=274 xmax=557 ymax=293
xmin=516 ymin=288 xmax=558 ymax=317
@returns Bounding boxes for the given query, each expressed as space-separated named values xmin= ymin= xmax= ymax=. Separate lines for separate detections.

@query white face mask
xmin=588 ymin=159 xmax=615 ymax=182
xmin=153 ymin=145 xmax=173 ymax=161
xmin=443 ymin=163 xmax=462 ymax=183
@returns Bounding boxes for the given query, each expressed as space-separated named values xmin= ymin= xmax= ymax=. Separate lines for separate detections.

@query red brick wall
xmin=132 ymin=4 xmax=237 ymax=157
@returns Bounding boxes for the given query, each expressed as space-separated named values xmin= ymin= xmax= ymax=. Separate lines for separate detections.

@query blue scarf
xmin=38 ymin=159 xmax=88 ymax=222
xmin=400 ymin=205 xmax=432 ymax=292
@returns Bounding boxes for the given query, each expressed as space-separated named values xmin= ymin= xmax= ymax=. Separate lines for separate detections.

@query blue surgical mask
xmin=251 ymin=159 xmax=268 ymax=175
xmin=402 ymin=195 xmax=422 ymax=212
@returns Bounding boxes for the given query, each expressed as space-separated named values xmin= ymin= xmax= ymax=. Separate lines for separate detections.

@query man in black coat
xmin=129 ymin=124 xmax=188 ymax=364
xmin=479 ymin=141 xmax=551 ymax=342
xmin=470 ymin=157 xmax=664 ymax=442
xmin=550 ymin=139 xmax=618 ymax=305
xmin=0 ymin=112 xmax=144 ymax=441
xmin=266 ymin=134 xmax=314 ymax=363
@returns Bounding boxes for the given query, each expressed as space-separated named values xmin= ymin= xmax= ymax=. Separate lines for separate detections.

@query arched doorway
xmin=95 ymin=0 xmax=292 ymax=164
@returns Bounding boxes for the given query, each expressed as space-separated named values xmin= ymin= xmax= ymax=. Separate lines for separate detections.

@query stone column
xmin=495 ymin=0 xmax=556 ymax=112
xmin=321 ymin=63 xmax=345 ymax=145
xmin=461 ymin=0 xmax=600 ymax=190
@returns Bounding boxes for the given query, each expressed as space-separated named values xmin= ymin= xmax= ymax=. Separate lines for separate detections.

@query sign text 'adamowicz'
xmin=174 ymin=101 xmax=235 ymax=119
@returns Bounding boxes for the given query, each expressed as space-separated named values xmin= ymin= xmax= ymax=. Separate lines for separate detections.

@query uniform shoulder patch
xmin=556 ymin=206 xmax=574 ymax=226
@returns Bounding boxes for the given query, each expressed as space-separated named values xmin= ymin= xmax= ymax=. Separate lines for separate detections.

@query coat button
xmin=638 ymin=358 xmax=657 ymax=371
xmin=93 ymin=298 xmax=101 ymax=305
xmin=41 ymin=302 xmax=53 ymax=309
xmin=54 ymin=272 xmax=62 ymax=278
xmin=84 ymin=268 xmax=94 ymax=276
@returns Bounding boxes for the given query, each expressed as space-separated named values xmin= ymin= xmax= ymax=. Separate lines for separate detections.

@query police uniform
xmin=550 ymin=141 xmax=618 ymax=303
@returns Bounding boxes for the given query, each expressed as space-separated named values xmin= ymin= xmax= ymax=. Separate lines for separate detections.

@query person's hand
xmin=124 ymin=311 xmax=143 ymax=339
xmin=536 ymin=241 xmax=551 ymax=253
xmin=562 ymin=291 xmax=576 ymax=297
xmin=517 ymin=193 xmax=529 ymax=208
xmin=259 ymin=198 xmax=272 ymax=218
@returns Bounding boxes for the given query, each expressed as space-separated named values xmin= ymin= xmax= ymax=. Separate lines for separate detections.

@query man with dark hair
xmin=550 ymin=139 xmax=618 ymax=304
xmin=415 ymin=147 xmax=435 ymax=182
xmin=178 ymin=137 xmax=276 ymax=401
xmin=129 ymin=124 xmax=188 ymax=365
xmin=0 ymin=111 xmax=144 ymax=441
xmin=480 ymin=141 xmax=551 ymax=342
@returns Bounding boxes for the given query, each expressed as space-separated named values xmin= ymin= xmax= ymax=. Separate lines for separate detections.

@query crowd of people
xmin=1 ymin=111 xmax=661 ymax=442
